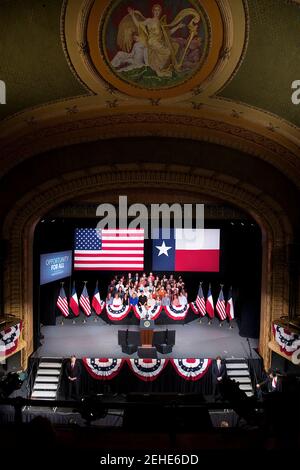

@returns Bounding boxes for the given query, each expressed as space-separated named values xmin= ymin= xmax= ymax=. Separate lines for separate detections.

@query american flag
xmin=196 ymin=283 xmax=206 ymax=317
xmin=79 ymin=285 xmax=91 ymax=316
xmin=56 ymin=286 xmax=69 ymax=318
xmin=74 ymin=228 xmax=144 ymax=270
xmin=216 ymin=287 xmax=227 ymax=321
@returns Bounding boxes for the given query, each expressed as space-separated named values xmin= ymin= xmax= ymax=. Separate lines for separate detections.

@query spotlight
xmin=241 ymin=222 xmax=245 ymax=226
xmin=40 ymin=219 xmax=45 ymax=223
xmin=230 ymin=222 xmax=234 ymax=226
xmin=51 ymin=219 xmax=56 ymax=223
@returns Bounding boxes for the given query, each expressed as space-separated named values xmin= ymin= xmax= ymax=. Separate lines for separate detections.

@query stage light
xmin=40 ymin=219 xmax=45 ymax=223
xmin=230 ymin=222 xmax=234 ymax=226
xmin=51 ymin=219 xmax=56 ymax=223
xmin=241 ymin=222 xmax=245 ymax=226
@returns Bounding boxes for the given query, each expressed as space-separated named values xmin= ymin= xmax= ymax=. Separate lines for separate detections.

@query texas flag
xmin=152 ymin=228 xmax=220 ymax=272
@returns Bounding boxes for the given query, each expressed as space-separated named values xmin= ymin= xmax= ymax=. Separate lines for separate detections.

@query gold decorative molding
xmin=1 ymin=111 xmax=300 ymax=189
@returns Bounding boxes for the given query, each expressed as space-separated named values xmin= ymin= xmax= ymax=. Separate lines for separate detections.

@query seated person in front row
xmin=113 ymin=293 xmax=122 ymax=307
xmin=129 ymin=292 xmax=138 ymax=306
xmin=138 ymin=289 xmax=148 ymax=306
xmin=172 ymin=294 xmax=181 ymax=307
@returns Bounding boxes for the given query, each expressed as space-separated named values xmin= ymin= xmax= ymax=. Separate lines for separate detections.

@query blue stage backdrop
xmin=40 ymin=250 xmax=72 ymax=285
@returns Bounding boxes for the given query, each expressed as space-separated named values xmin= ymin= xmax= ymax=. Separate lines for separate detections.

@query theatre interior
xmin=0 ymin=0 xmax=300 ymax=457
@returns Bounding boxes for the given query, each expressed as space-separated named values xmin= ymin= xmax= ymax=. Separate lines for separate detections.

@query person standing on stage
xmin=65 ymin=355 xmax=81 ymax=400
xmin=211 ymin=355 xmax=227 ymax=401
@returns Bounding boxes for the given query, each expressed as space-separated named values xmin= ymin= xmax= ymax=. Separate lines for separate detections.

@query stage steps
xmin=225 ymin=358 xmax=254 ymax=397
xmin=31 ymin=357 xmax=63 ymax=401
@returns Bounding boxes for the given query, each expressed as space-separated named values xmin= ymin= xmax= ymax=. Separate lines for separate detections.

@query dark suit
xmin=65 ymin=360 xmax=81 ymax=400
xmin=211 ymin=360 xmax=226 ymax=400
xmin=258 ymin=375 xmax=281 ymax=395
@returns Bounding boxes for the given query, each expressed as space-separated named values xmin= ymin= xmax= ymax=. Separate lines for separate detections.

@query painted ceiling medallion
xmin=63 ymin=0 xmax=246 ymax=99
xmin=99 ymin=0 xmax=210 ymax=91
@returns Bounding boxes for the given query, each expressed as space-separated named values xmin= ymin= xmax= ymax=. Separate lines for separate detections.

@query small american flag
xmin=196 ymin=283 xmax=206 ymax=317
xmin=79 ymin=285 xmax=91 ymax=317
xmin=74 ymin=228 xmax=144 ymax=270
xmin=56 ymin=286 xmax=69 ymax=318
xmin=216 ymin=287 xmax=227 ymax=321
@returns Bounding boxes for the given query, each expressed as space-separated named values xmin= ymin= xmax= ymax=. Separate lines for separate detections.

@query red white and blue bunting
xmin=163 ymin=304 xmax=190 ymax=320
xmin=105 ymin=304 xmax=131 ymax=321
xmin=273 ymin=324 xmax=300 ymax=364
xmin=170 ymin=358 xmax=212 ymax=381
xmin=132 ymin=304 xmax=162 ymax=321
xmin=82 ymin=358 xmax=125 ymax=380
xmin=82 ymin=358 xmax=212 ymax=381
xmin=0 ymin=321 xmax=22 ymax=357
xmin=127 ymin=358 xmax=168 ymax=382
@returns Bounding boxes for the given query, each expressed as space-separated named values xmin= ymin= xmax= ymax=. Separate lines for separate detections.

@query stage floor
xmin=35 ymin=318 xmax=259 ymax=359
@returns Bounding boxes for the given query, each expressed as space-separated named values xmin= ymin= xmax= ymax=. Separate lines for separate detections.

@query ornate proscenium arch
xmin=2 ymin=164 xmax=292 ymax=369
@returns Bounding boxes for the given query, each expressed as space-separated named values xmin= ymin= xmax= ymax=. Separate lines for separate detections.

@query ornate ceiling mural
xmin=64 ymin=0 xmax=245 ymax=99
xmin=91 ymin=0 xmax=212 ymax=95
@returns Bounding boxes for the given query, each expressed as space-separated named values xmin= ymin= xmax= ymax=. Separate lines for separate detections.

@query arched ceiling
xmin=0 ymin=0 xmax=300 ymax=190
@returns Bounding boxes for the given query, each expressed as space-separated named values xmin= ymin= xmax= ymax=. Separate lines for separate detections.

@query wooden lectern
xmin=139 ymin=319 xmax=155 ymax=347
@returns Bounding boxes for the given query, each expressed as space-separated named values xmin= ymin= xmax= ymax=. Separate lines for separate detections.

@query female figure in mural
xmin=116 ymin=4 xmax=200 ymax=78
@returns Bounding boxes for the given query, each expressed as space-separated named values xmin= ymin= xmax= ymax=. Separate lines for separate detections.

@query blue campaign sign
xmin=40 ymin=250 xmax=72 ymax=285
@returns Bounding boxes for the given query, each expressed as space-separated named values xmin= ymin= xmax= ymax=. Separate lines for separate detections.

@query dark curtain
xmin=247 ymin=358 xmax=264 ymax=385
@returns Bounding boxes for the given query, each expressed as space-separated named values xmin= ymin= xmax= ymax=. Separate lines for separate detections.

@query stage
xmin=35 ymin=317 xmax=259 ymax=359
